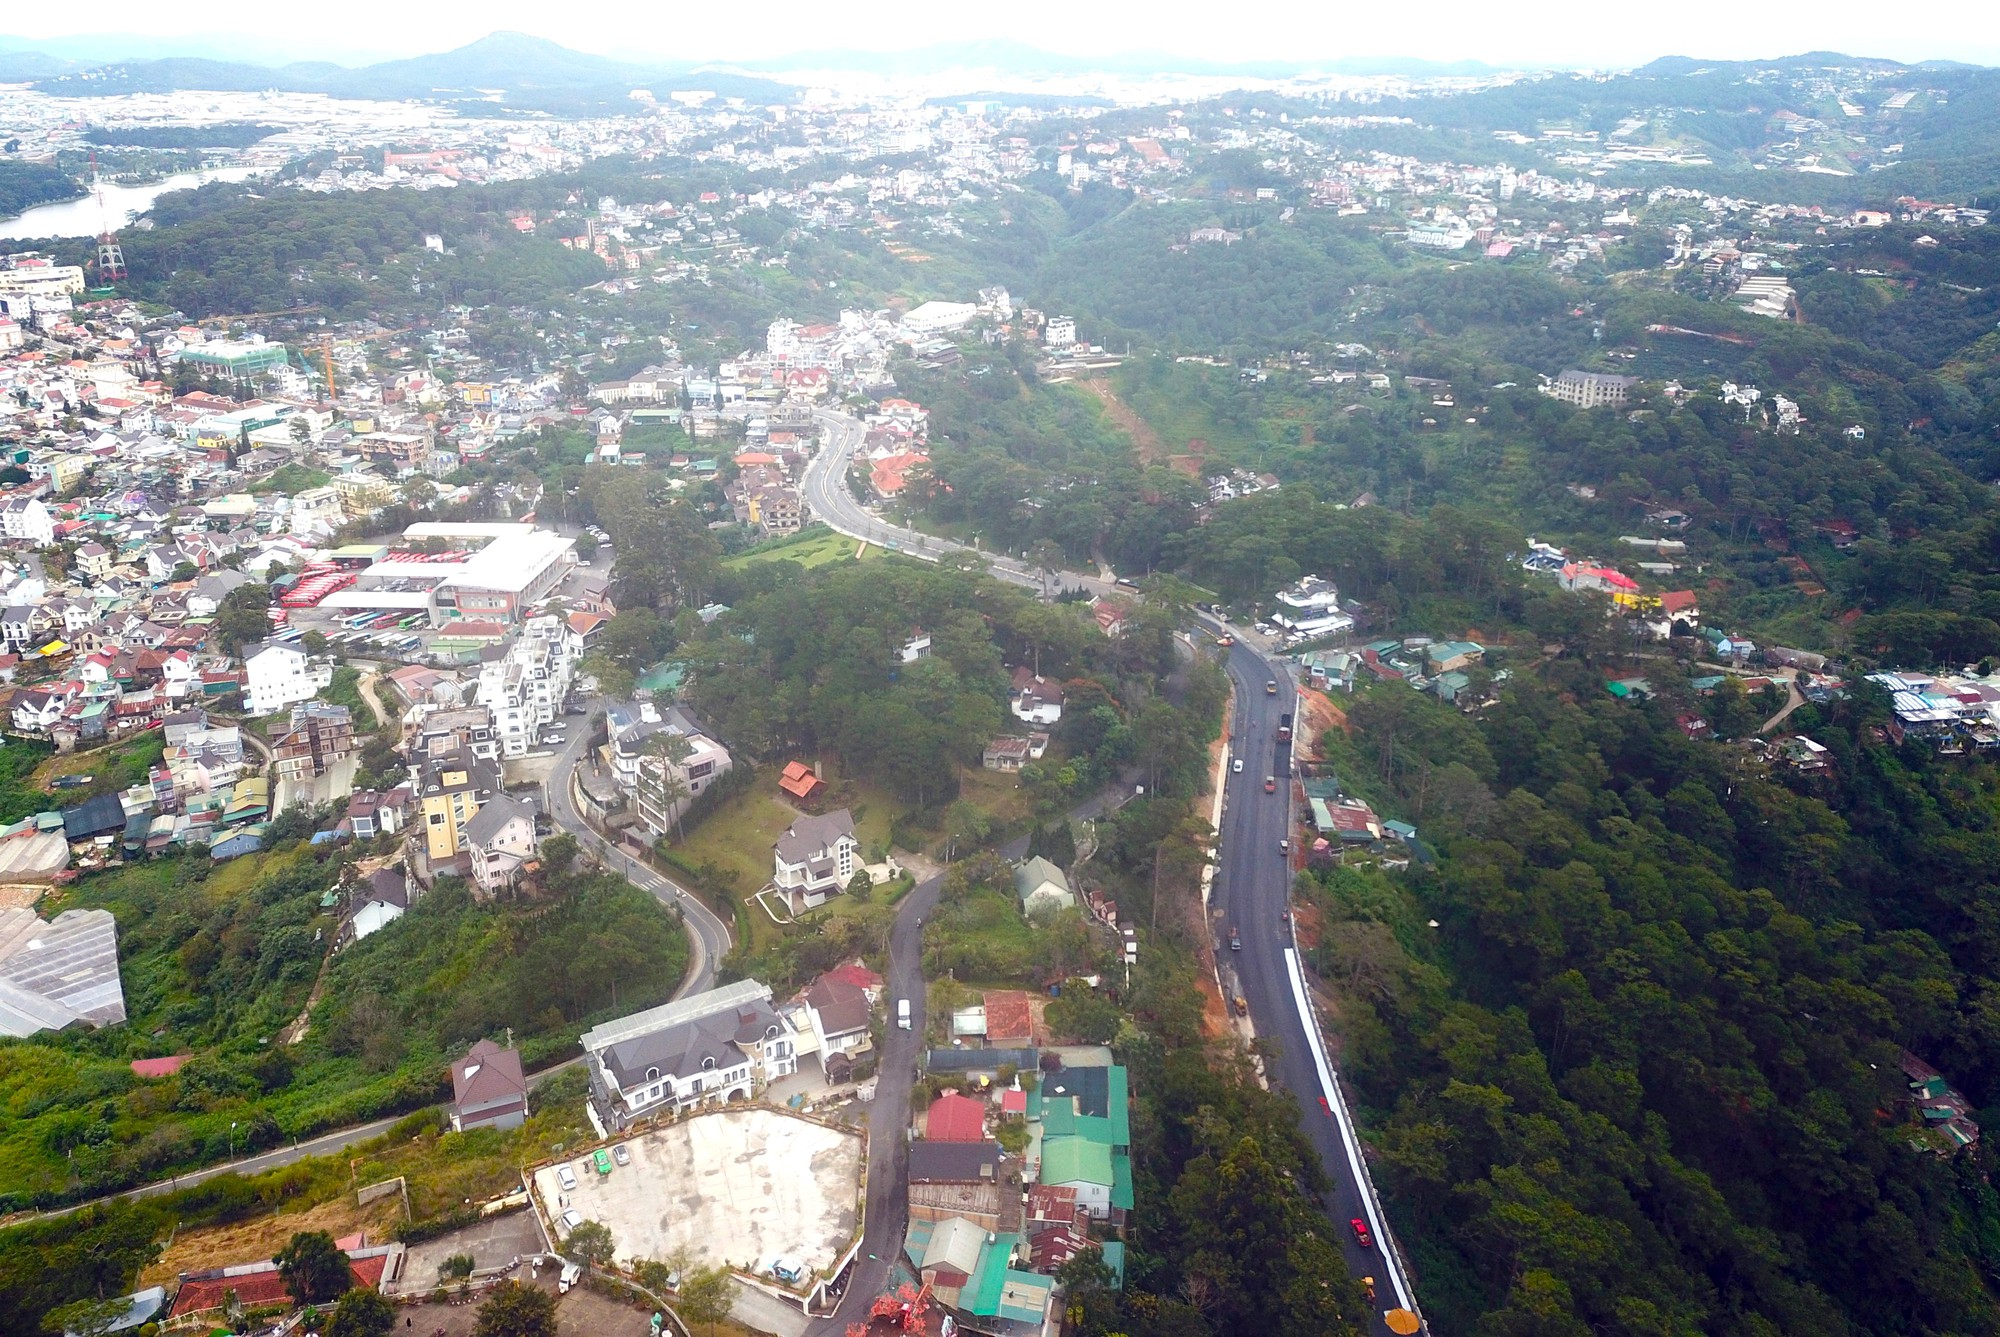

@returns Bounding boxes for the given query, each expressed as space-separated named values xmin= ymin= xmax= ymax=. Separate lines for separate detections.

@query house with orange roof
xmin=779 ymin=760 xmax=826 ymax=803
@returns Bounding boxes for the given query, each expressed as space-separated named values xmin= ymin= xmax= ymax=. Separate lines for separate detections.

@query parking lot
xmin=529 ymin=1108 xmax=863 ymax=1283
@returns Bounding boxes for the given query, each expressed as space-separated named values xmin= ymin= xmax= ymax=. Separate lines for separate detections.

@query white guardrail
xmin=1284 ymin=945 xmax=1423 ymax=1325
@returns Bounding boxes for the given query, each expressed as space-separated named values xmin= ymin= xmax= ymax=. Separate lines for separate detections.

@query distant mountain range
xmin=0 ymin=33 xmax=1988 ymax=105
xmin=0 ymin=32 xmax=797 ymax=110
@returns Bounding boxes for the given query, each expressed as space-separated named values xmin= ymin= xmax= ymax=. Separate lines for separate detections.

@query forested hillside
xmin=1302 ymin=664 xmax=2000 ymax=1335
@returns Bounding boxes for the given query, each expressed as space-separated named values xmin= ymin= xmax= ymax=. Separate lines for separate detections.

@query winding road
xmin=543 ymin=703 xmax=734 ymax=1000
xmin=798 ymin=410 xmax=1422 ymax=1334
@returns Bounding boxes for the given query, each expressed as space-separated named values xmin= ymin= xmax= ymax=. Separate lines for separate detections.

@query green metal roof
xmin=965 ymin=1232 xmax=1021 ymax=1315
xmin=1111 ymin=1151 xmax=1133 ymax=1210
xmin=1041 ymin=1136 xmax=1113 ymax=1188
xmin=1099 ymin=1241 xmax=1127 ymax=1289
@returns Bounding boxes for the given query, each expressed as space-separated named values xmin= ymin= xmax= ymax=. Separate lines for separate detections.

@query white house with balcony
xmin=243 ymin=641 xmax=335 ymax=716
xmin=773 ymin=809 xmax=859 ymax=908
xmin=1272 ymin=575 xmax=1355 ymax=637
xmin=580 ymin=980 xmax=799 ymax=1134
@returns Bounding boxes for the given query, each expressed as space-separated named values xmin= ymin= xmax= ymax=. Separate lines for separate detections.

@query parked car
xmin=613 ymin=1144 xmax=630 ymax=1167
xmin=556 ymin=1166 xmax=577 ymax=1192
xmin=1279 ymin=838 xmax=1289 ymax=854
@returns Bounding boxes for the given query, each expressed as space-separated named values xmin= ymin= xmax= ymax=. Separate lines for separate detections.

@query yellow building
xmin=417 ymin=747 xmax=495 ymax=861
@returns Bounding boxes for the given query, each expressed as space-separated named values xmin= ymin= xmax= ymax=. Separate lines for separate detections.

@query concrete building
xmin=580 ymin=979 xmax=800 ymax=1133
xmin=432 ymin=530 xmax=576 ymax=625
xmin=1542 ymin=369 xmax=1639 ymax=409
xmin=242 ymin=642 xmax=335 ymax=716
xmin=0 ymin=495 xmax=54 ymax=547
xmin=414 ymin=746 xmax=499 ymax=865
xmin=271 ymin=700 xmax=355 ymax=785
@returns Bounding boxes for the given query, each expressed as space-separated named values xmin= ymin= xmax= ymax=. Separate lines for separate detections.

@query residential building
xmin=271 ymin=701 xmax=355 ymax=785
xmin=1013 ymin=857 xmax=1075 ymax=919
xmin=604 ymin=701 xmax=733 ymax=838
xmin=243 ymin=641 xmax=335 ymax=716
xmin=351 ymin=868 xmax=411 ymax=940
xmin=1029 ymin=1064 xmax=1133 ymax=1223
xmin=798 ymin=972 xmax=873 ymax=1082
xmin=773 ymin=809 xmax=860 ymax=908
xmin=1272 ymin=575 xmax=1354 ymax=637
xmin=449 ymin=1039 xmax=529 ymax=1133
xmin=0 ymin=495 xmax=54 ymax=546
xmin=778 ymin=759 xmax=827 ymax=802
xmin=580 ymin=979 xmax=800 ymax=1134
xmin=415 ymin=746 xmax=499 ymax=864
xmin=462 ymin=793 xmax=537 ymax=895
xmin=1009 ymin=667 xmax=1064 ymax=726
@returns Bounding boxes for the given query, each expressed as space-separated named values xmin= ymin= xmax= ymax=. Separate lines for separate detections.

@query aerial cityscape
xmin=1 ymin=11 xmax=1999 ymax=1337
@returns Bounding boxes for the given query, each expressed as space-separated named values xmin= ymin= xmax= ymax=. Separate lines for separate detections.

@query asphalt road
xmin=543 ymin=700 xmax=733 ymax=999
xmin=1211 ymin=636 xmax=1404 ymax=1331
xmin=800 ymin=407 xmax=1415 ymax=1330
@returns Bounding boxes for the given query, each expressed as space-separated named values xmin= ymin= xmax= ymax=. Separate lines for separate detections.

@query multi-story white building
xmin=0 ymin=496 xmax=54 ymax=547
xmin=1542 ymin=370 xmax=1639 ymax=409
xmin=773 ymin=810 xmax=860 ymax=908
xmin=580 ymin=980 xmax=800 ymax=1134
xmin=1272 ymin=575 xmax=1355 ymax=637
xmin=603 ymin=701 xmax=733 ymax=838
xmin=474 ymin=615 xmax=574 ymax=757
xmin=243 ymin=642 xmax=336 ymax=716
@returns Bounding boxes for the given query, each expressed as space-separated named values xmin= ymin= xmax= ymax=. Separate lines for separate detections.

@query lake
xmin=0 ymin=166 xmax=265 ymax=240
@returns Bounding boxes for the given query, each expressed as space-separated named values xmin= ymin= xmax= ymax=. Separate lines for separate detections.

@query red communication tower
xmin=90 ymin=151 xmax=126 ymax=284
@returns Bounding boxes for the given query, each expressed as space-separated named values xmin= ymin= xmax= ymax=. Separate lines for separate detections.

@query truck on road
xmin=1277 ymin=712 xmax=1293 ymax=742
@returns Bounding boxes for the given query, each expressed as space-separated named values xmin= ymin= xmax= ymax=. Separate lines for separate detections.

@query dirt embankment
xmin=1079 ymin=378 xmax=1167 ymax=465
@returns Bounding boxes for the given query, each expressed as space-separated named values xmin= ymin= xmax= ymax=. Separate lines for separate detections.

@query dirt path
xmin=1080 ymin=377 xmax=1166 ymax=464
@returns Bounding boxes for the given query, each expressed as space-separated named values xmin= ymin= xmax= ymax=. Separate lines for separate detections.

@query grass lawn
xmin=954 ymin=766 xmax=1035 ymax=830
xmin=923 ymin=887 xmax=1040 ymax=986
xmin=723 ymin=529 xmax=874 ymax=571
xmin=669 ymin=765 xmax=900 ymax=954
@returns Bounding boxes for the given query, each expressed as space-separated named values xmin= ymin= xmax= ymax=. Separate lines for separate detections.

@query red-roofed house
xmin=1660 ymin=590 xmax=1700 ymax=623
xmin=1559 ymin=562 xmax=1641 ymax=595
xmin=982 ymin=989 xmax=1036 ymax=1047
xmin=823 ymin=959 xmax=884 ymax=999
xmin=169 ymin=1253 xmax=390 ymax=1321
xmin=925 ymin=1090 xmax=988 ymax=1142
xmin=869 ymin=452 xmax=930 ymax=499
xmin=779 ymin=760 xmax=826 ymax=802
xmin=1001 ymin=1087 xmax=1028 ymax=1117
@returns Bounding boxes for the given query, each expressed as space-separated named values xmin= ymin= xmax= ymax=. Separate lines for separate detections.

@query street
xmin=800 ymin=407 xmax=1418 ymax=1334
xmin=543 ymin=702 xmax=733 ymax=998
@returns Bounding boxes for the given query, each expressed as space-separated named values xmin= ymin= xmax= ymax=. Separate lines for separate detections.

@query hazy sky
xmin=8 ymin=0 xmax=1999 ymax=70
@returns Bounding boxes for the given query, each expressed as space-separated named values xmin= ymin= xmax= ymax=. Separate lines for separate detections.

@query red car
xmin=1349 ymin=1217 xmax=1373 ymax=1249
xmin=1318 ymin=1096 xmax=1332 ymax=1117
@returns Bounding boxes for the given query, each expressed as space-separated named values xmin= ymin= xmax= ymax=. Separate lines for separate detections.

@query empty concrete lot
xmin=532 ymin=1108 xmax=862 ymax=1277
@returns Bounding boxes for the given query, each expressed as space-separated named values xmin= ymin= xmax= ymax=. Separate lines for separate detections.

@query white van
xmin=897 ymin=998 xmax=911 ymax=1030
xmin=558 ymin=1261 xmax=582 ymax=1293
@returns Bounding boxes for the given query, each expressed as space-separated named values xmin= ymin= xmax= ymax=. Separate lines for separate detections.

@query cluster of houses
xmin=1866 ymin=670 xmax=2000 ymax=754
xmin=903 ymin=1054 xmax=1133 ymax=1336
xmin=1301 ymin=636 xmax=1492 ymax=708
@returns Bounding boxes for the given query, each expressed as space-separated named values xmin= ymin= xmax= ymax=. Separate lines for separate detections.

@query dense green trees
xmin=1316 ymin=674 xmax=2000 ymax=1335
